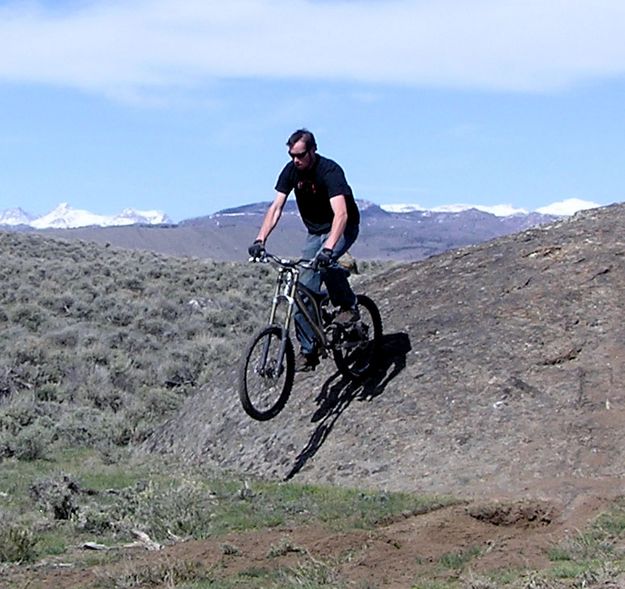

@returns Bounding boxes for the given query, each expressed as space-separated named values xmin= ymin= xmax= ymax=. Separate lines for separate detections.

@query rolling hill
xmin=146 ymin=203 xmax=625 ymax=507
xmin=3 ymin=203 xmax=625 ymax=586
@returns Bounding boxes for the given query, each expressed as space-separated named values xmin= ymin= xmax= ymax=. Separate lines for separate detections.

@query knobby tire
xmin=238 ymin=325 xmax=294 ymax=421
xmin=332 ymin=294 xmax=383 ymax=380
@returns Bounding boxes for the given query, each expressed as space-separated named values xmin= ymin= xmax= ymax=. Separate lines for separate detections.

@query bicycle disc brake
xmin=255 ymin=358 xmax=283 ymax=379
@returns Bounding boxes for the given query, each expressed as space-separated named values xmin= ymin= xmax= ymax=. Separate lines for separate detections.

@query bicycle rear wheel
xmin=332 ymin=294 xmax=383 ymax=380
xmin=238 ymin=325 xmax=294 ymax=421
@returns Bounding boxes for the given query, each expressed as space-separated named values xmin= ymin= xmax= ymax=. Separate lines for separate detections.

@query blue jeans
xmin=294 ymin=224 xmax=359 ymax=355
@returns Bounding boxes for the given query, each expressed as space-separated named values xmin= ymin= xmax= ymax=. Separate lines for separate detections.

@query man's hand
xmin=314 ymin=247 xmax=334 ymax=268
xmin=248 ymin=239 xmax=266 ymax=259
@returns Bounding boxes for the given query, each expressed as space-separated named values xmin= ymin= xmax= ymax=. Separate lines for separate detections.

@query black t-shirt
xmin=275 ymin=154 xmax=360 ymax=235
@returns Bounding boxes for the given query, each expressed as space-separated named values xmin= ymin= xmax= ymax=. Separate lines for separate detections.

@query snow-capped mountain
xmin=0 ymin=198 xmax=615 ymax=262
xmin=0 ymin=207 xmax=36 ymax=226
xmin=0 ymin=198 xmax=605 ymax=231
xmin=380 ymin=198 xmax=601 ymax=217
xmin=534 ymin=198 xmax=602 ymax=217
xmin=0 ymin=203 xmax=171 ymax=229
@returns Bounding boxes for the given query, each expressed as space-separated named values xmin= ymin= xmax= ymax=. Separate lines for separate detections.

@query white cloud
xmin=1 ymin=0 xmax=625 ymax=99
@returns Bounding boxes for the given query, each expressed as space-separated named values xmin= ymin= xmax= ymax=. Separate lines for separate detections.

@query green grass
xmin=549 ymin=560 xmax=596 ymax=579
xmin=437 ymin=545 xmax=482 ymax=570
xmin=205 ymin=481 xmax=455 ymax=536
xmin=542 ymin=498 xmax=625 ymax=584
xmin=411 ymin=581 xmax=460 ymax=589
xmin=34 ymin=529 xmax=68 ymax=557
xmin=169 ymin=560 xmax=347 ymax=589
xmin=595 ymin=502 xmax=625 ymax=536
xmin=0 ymin=446 xmax=461 ymax=587
xmin=92 ymin=558 xmax=215 ymax=588
xmin=0 ymin=448 xmax=456 ymax=566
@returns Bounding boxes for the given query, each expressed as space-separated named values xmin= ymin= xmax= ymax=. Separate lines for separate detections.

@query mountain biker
xmin=248 ymin=129 xmax=361 ymax=372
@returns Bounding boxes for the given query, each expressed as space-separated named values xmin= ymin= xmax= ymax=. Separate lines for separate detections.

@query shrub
xmin=0 ymin=361 xmax=32 ymax=397
xmin=139 ymin=387 xmax=182 ymax=419
xmin=0 ymin=516 xmax=39 ymax=563
xmin=96 ymin=558 xmax=211 ymax=588
xmin=13 ymin=421 xmax=54 ymax=461
xmin=40 ymin=292 xmax=76 ymax=314
xmin=119 ymin=275 xmax=145 ymax=293
xmin=10 ymin=303 xmax=48 ymax=331
xmin=133 ymin=316 xmax=170 ymax=337
xmin=120 ymin=387 xmax=183 ymax=443
xmin=29 ymin=473 xmax=81 ymax=520
xmin=34 ymin=383 xmax=63 ymax=403
xmin=55 ymin=407 xmax=123 ymax=448
xmin=78 ymin=507 xmax=114 ymax=534
xmin=146 ymin=296 xmax=180 ymax=321
xmin=84 ymin=383 xmax=125 ymax=413
xmin=157 ymin=342 xmax=208 ymax=389
xmin=114 ymin=478 xmax=218 ymax=540
xmin=78 ymin=342 xmax=112 ymax=366
xmin=104 ymin=302 xmax=135 ymax=327
xmin=0 ymin=401 xmax=45 ymax=435
xmin=0 ymin=231 xmax=292 ymax=456
xmin=45 ymin=326 xmax=80 ymax=348
xmin=0 ymin=430 xmax=14 ymax=459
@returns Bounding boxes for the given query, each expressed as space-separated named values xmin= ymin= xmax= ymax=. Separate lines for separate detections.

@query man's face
xmin=288 ymin=139 xmax=315 ymax=171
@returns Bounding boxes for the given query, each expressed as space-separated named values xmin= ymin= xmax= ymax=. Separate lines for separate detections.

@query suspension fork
xmin=266 ymin=266 xmax=298 ymax=328
xmin=259 ymin=267 xmax=299 ymax=373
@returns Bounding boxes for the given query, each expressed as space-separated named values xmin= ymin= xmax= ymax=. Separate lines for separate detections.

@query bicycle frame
xmin=266 ymin=262 xmax=329 ymax=351
xmin=240 ymin=253 xmax=381 ymax=420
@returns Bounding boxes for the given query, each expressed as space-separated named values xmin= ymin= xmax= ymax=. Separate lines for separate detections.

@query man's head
xmin=286 ymin=129 xmax=317 ymax=171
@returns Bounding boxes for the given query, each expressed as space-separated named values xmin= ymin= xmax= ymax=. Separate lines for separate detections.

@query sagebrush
xmin=0 ymin=232 xmax=274 ymax=457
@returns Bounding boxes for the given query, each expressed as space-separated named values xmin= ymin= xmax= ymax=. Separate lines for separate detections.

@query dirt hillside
xmin=146 ymin=203 xmax=625 ymax=508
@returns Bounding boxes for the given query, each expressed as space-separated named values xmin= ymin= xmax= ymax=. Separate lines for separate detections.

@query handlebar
xmin=249 ymin=252 xmax=316 ymax=270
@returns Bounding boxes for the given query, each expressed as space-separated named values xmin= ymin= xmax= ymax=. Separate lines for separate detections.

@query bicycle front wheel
xmin=333 ymin=294 xmax=383 ymax=380
xmin=238 ymin=325 xmax=294 ymax=421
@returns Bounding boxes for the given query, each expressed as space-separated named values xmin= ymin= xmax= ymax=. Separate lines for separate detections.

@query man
xmin=248 ymin=129 xmax=361 ymax=372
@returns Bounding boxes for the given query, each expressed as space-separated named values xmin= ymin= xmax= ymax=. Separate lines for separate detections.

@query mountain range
xmin=0 ymin=202 xmax=171 ymax=229
xmin=0 ymin=198 xmax=601 ymax=230
xmin=0 ymin=198 xmax=609 ymax=261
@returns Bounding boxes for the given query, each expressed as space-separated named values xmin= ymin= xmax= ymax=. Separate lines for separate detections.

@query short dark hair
xmin=286 ymin=129 xmax=317 ymax=151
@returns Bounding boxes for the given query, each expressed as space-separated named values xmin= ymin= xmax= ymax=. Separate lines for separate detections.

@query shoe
xmin=334 ymin=306 xmax=360 ymax=326
xmin=295 ymin=352 xmax=319 ymax=372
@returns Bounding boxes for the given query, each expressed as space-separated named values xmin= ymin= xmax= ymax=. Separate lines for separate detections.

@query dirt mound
xmin=466 ymin=500 xmax=555 ymax=528
xmin=146 ymin=203 xmax=625 ymax=507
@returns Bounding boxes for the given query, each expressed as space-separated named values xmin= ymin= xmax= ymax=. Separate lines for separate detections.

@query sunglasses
xmin=288 ymin=149 xmax=309 ymax=160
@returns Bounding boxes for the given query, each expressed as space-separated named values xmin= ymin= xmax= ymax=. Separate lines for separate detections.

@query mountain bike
xmin=238 ymin=252 xmax=383 ymax=421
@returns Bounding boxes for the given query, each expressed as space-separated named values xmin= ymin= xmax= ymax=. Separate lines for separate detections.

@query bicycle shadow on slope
xmin=284 ymin=331 xmax=411 ymax=481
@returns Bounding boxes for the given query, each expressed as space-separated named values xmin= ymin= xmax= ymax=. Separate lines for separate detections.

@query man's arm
xmin=255 ymin=192 xmax=288 ymax=243
xmin=323 ymin=195 xmax=349 ymax=251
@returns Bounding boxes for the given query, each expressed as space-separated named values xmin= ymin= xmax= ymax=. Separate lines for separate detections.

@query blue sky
xmin=1 ymin=0 xmax=625 ymax=222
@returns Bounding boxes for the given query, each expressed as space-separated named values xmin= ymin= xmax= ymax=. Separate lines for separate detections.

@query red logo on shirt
xmin=297 ymin=180 xmax=317 ymax=194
